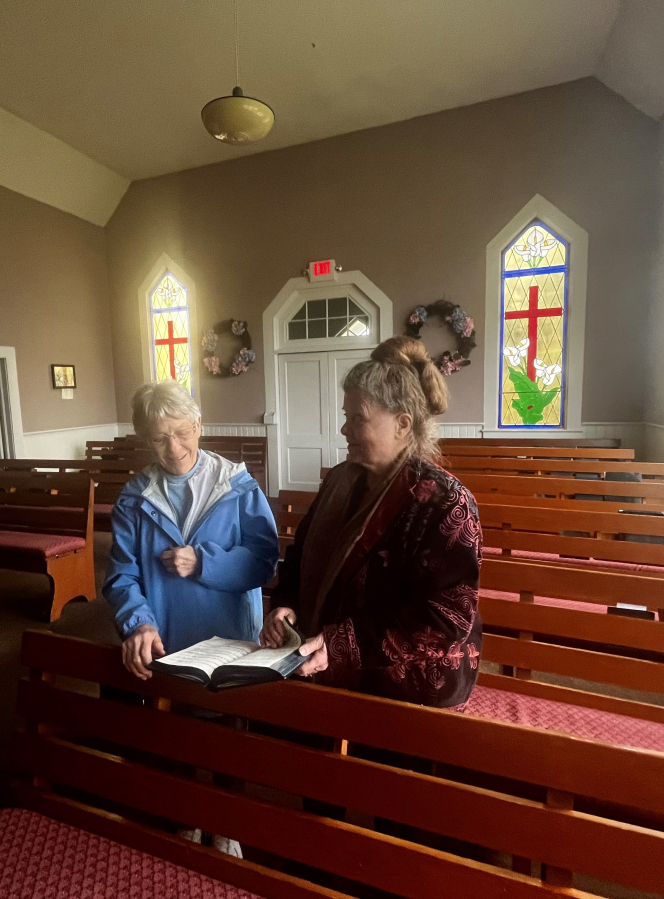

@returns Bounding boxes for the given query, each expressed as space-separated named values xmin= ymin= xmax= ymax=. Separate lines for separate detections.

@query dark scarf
xmin=298 ymin=456 xmax=407 ymax=635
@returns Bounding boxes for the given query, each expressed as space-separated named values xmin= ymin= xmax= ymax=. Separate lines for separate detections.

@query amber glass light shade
xmin=201 ymin=86 xmax=274 ymax=144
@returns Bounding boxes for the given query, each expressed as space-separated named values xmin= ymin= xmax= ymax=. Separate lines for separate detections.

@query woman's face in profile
xmin=341 ymin=389 xmax=410 ymax=473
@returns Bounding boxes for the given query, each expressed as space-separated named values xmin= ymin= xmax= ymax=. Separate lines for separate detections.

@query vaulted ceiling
xmin=1 ymin=0 xmax=663 ymax=224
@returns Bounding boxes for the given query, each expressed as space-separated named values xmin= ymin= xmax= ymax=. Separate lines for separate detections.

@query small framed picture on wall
xmin=51 ymin=364 xmax=76 ymax=389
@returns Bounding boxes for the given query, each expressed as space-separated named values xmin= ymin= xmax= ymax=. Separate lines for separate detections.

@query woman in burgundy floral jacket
xmin=262 ymin=335 xmax=482 ymax=709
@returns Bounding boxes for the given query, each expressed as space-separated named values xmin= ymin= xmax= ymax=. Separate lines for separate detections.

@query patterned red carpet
xmin=464 ymin=685 xmax=664 ymax=751
xmin=0 ymin=808 xmax=261 ymax=899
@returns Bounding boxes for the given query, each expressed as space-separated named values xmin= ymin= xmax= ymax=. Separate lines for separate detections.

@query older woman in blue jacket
xmin=103 ymin=380 xmax=279 ymax=681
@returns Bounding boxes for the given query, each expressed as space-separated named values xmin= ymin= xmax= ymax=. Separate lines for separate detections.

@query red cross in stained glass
xmin=505 ymin=285 xmax=562 ymax=381
xmin=155 ymin=319 xmax=188 ymax=380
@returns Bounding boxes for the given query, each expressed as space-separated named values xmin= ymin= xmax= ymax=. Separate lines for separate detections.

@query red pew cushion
xmin=0 ymin=808 xmax=262 ymax=899
xmin=0 ymin=530 xmax=85 ymax=559
xmin=462 ymin=685 xmax=664 ymax=752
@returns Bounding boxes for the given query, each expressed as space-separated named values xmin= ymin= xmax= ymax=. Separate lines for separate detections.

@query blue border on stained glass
xmin=150 ymin=272 xmax=193 ymax=394
xmin=498 ymin=220 xmax=569 ymax=429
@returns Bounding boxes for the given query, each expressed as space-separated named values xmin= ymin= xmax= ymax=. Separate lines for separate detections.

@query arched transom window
xmin=500 ymin=222 xmax=568 ymax=428
xmin=287 ymin=296 xmax=370 ymax=342
xmin=150 ymin=272 xmax=192 ymax=393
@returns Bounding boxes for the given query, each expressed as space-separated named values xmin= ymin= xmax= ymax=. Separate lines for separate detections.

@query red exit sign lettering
xmin=308 ymin=259 xmax=336 ymax=282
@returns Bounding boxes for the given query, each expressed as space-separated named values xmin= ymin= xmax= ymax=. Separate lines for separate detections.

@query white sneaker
xmin=212 ymin=835 xmax=243 ymax=857
xmin=177 ymin=828 xmax=202 ymax=843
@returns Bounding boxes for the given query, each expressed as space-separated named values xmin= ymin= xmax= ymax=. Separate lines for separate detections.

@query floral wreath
xmin=202 ymin=320 xmax=256 ymax=377
xmin=405 ymin=299 xmax=476 ymax=375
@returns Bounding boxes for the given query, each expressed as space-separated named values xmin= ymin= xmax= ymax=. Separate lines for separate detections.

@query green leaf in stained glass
xmin=506 ymin=368 xmax=557 ymax=425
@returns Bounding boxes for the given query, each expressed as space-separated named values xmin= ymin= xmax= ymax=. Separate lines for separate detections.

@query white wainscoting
xmin=117 ymin=423 xmax=267 ymax=438
xmin=21 ymin=422 xmax=120 ymax=459
xmin=204 ymin=423 xmax=267 ymax=437
xmin=435 ymin=423 xmax=484 ymax=439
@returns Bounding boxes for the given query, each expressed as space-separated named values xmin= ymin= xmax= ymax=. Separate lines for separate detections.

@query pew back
xmin=446 ymin=456 xmax=664 ymax=477
xmin=85 ymin=435 xmax=268 ymax=491
xmin=459 ymin=471 xmax=664 ymax=509
xmin=0 ymin=459 xmax=145 ymax=520
xmin=441 ymin=445 xmax=634 ymax=460
xmin=275 ymin=490 xmax=664 ymax=570
xmin=14 ymin=630 xmax=664 ymax=899
xmin=0 ymin=472 xmax=91 ymax=537
xmin=439 ymin=438 xmax=622 ymax=448
xmin=479 ymin=501 xmax=664 ymax=568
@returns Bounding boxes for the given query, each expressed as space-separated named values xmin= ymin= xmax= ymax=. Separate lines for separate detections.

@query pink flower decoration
xmin=204 ymin=356 xmax=221 ymax=375
xmin=409 ymin=313 xmax=421 ymax=325
xmin=413 ymin=479 xmax=438 ymax=504
xmin=462 ymin=317 xmax=474 ymax=338
xmin=440 ymin=357 xmax=462 ymax=376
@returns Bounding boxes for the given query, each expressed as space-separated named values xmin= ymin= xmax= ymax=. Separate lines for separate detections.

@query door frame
xmin=0 ymin=346 xmax=25 ymax=457
xmin=277 ymin=348 xmax=372 ymax=492
xmin=263 ymin=271 xmax=393 ymax=494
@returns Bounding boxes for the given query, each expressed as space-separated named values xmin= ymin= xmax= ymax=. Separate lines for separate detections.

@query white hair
xmin=131 ymin=381 xmax=201 ymax=439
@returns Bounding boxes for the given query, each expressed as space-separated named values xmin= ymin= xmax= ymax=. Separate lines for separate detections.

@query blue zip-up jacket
xmin=103 ymin=452 xmax=278 ymax=653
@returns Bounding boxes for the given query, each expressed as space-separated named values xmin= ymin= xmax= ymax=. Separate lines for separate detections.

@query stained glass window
xmin=150 ymin=273 xmax=192 ymax=393
xmin=500 ymin=222 xmax=568 ymax=428
xmin=288 ymin=297 xmax=370 ymax=341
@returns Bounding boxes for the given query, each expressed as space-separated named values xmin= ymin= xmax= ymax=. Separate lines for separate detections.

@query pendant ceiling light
xmin=201 ymin=0 xmax=274 ymax=144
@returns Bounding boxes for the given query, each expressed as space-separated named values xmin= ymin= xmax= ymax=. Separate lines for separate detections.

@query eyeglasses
xmin=148 ymin=424 xmax=198 ymax=449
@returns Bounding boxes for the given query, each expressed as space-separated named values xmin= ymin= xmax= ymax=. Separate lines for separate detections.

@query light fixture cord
xmin=234 ymin=0 xmax=239 ymax=86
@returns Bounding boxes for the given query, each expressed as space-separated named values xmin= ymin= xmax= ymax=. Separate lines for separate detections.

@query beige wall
xmin=0 ymin=185 xmax=116 ymax=432
xmin=644 ymin=122 xmax=664 ymax=458
xmin=106 ymin=77 xmax=659 ymax=426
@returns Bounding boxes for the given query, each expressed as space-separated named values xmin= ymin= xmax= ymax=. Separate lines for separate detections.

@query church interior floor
xmin=0 ymin=538 xmax=662 ymax=898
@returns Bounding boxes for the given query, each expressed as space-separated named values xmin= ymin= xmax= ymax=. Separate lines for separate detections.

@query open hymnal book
xmin=149 ymin=620 xmax=305 ymax=690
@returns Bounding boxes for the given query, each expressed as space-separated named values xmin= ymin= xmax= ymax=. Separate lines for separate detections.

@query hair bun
xmin=371 ymin=336 xmax=448 ymax=416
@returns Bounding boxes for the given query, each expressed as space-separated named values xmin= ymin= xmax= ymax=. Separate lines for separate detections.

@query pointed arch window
xmin=150 ymin=272 xmax=192 ymax=393
xmin=484 ymin=196 xmax=587 ymax=436
xmin=500 ymin=222 xmax=568 ymax=428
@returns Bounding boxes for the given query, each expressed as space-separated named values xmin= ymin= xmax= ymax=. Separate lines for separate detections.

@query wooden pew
xmin=0 ymin=473 xmax=95 ymax=621
xmin=0 ymin=458 xmax=145 ymax=532
xmin=446 ymin=456 xmax=664 ymax=478
xmin=458 ymin=471 xmax=664 ymax=512
xmin=86 ymin=435 xmax=268 ymax=493
xmin=439 ymin=437 xmax=622 ymax=448
xmin=439 ymin=445 xmax=634 ymax=460
xmin=476 ymin=592 xmax=664 ymax=724
xmin=272 ymin=492 xmax=664 ymax=692
xmin=274 ymin=491 xmax=664 ymax=575
xmin=1 ymin=439 xmax=268 ymax=530
xmin=478 ymin=501 xmax=664 ymax=570
xmin=11 ymin=629 xmax=664 ymax=898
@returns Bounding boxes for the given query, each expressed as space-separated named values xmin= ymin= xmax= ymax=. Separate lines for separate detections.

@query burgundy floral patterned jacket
xmin=271 ymin=459 xmax=482 ymax=708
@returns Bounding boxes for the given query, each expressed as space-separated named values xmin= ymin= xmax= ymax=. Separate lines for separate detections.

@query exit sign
xmin=308 ymin=259 xmax=336 ymax=282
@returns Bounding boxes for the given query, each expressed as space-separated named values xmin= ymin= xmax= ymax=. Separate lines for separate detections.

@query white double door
xmin=278 ymin=349 xmax=370 ymax=491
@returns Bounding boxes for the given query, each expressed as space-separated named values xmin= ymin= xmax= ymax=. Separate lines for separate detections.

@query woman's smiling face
xmin=147 ymin=416 xmax=201 ymax=475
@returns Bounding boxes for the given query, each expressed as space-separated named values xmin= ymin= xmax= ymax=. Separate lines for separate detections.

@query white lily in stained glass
xmin=534 ymin=358 xmax=562 ymax=386
xmin=503 ymin=338 xmax=529 ymax=366
xmin=174 ymin=358 xmax=191 ymax=383
xmin=513 ymin=227 xmax=558 ymax=265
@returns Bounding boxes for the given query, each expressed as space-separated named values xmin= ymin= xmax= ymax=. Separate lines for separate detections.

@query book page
xmin=230 ymin=622 xmax=302 ymax=670
xmin=156 ymin=637 xmax=258 ymax=679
